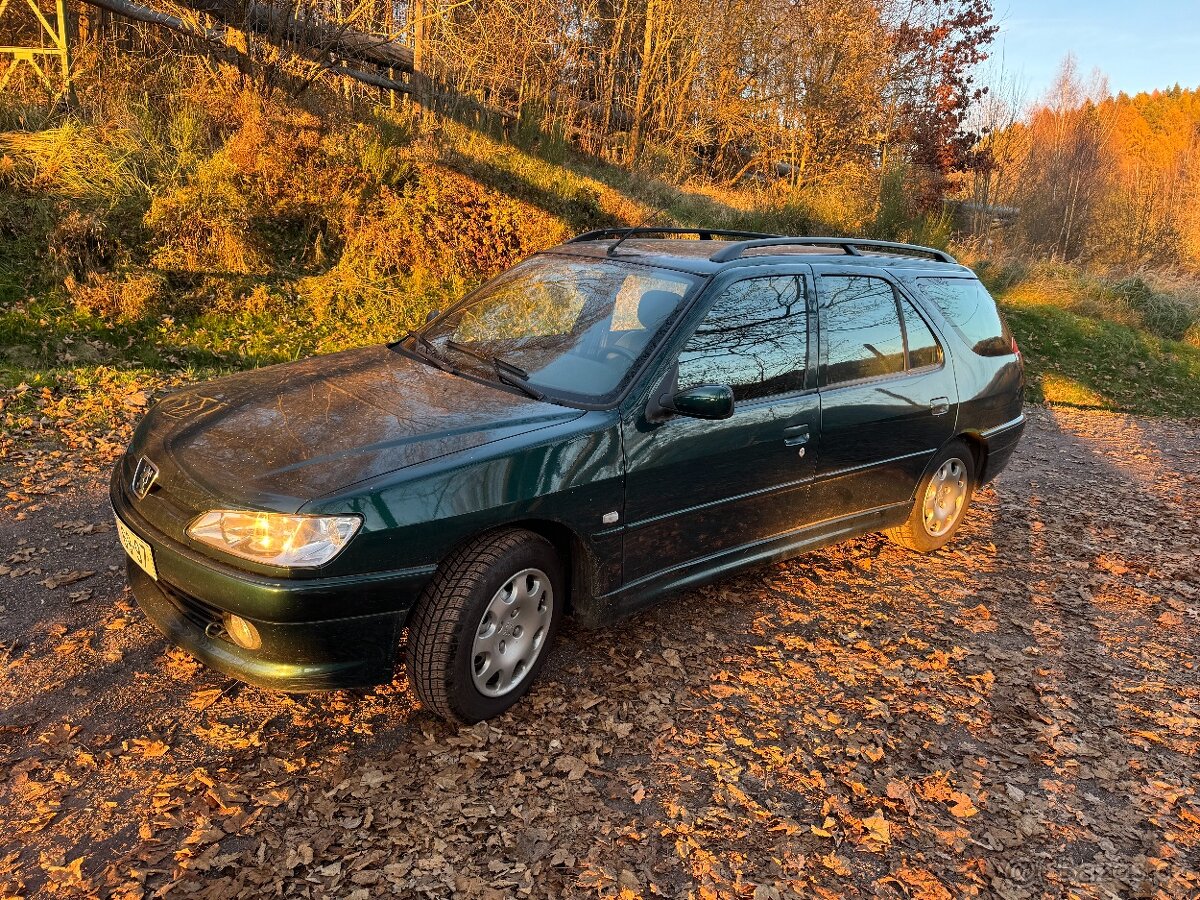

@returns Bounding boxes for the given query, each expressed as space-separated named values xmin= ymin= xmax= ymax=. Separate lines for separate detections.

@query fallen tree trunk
xmin=79 ymin=0 xmax=413 ymax=95
xmin=82 ymin=0 xmax=221 ymax=41
xmin=173 ymin=0 xmax=413 ymax=72
xmin=328 ymin=63 xmax=411 ymax=93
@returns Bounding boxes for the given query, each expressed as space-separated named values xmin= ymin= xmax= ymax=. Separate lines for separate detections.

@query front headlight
xmin=186 ymin=510 xmax=362 ymax=567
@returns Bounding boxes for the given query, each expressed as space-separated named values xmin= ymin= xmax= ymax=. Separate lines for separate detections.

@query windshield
xmin=417 ymin=255 xmax=698 ymax=403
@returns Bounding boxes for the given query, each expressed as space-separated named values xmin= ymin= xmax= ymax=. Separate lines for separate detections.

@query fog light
xmin=224 ymin=614 xmax=262 ymax=650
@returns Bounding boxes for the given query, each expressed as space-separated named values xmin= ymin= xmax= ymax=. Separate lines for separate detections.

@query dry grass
xmin=0 ymin=48 xmax=950 ymax=331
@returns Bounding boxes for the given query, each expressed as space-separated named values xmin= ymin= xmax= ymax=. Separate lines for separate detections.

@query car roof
xmin=543 ymin=237 xmax=976 ymax=279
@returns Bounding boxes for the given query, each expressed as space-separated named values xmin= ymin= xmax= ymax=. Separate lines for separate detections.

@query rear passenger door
xmin=809 ymin=268 xmax=957 ymax=524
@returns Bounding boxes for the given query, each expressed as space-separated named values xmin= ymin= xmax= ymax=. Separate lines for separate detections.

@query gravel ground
xmin=1 ymin=405 xmax=1198 ymax=899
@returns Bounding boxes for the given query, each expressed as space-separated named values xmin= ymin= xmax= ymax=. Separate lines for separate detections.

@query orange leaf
xmin=948 ymin=791 xmax=978 ymax=818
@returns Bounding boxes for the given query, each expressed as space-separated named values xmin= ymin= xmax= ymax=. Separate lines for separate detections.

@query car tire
xmin=885 ymin=440 xmax=976 ymax=553
xmin=405 ymin=528 xmax=563 ymax=724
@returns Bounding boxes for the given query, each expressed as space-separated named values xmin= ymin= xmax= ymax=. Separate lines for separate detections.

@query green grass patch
xmin=1001 ymin=301 xmax=1200 ymax=418
xmin=0 ymin=283 xmax=454 ymax=388
xmin=968 ymin=257 xmax=1200 ymax=419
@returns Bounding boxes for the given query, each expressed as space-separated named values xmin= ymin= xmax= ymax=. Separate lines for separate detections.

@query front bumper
xmin=128 ymin=561 xmax=401 ymax=691
xmin=111 ymin=467 xmax=435 ymax=691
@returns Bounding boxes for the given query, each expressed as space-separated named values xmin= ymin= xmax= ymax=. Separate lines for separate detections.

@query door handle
xmin=930 ymin=397 xmax=950 ymax=416
xmin=782 ymin=424 xmax=810 ymax=447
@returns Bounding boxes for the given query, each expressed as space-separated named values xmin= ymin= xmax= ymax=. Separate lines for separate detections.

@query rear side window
xmin=913 ymin=277 xmax=1013 ymax=357
xmin=819 ymin=276 xmax=906 ymax=384
xmin=677 ymin=276 xmax=807 ymax=402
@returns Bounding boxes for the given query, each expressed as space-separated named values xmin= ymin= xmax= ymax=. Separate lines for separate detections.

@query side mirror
xmin=665 ymin=384 xmax=734 ymax=420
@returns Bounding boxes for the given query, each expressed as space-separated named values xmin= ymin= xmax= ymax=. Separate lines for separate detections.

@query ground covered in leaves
xmin=0 ymin=405 xmax=1197 ymax=899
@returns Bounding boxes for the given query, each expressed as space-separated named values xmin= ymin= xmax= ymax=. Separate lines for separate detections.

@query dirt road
xmin=1 ymin=406 xmax=1197 ymax=898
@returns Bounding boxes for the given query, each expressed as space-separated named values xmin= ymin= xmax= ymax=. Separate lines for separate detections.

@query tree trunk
xmin=625 ymin=0 xmax=657 ymax=165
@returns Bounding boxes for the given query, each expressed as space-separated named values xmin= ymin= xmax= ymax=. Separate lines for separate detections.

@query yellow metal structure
xmin=0 ymin=0 xmax=71 ymax=92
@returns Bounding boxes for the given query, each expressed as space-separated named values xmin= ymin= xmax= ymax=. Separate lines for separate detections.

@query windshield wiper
xmin=492 ymin=356 xmax=530 ymax=379
xmin=491 ymin=357 xmax=545 ymax=401
xmin=399 ymin=331 xmax=459 ymax=375
xmin=445 ymin=340 xmax=545 ymax=401
xmin=444 ymin=339 xmax=488 ymax=364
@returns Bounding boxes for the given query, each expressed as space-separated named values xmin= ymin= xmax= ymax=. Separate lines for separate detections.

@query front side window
xmin=419 ymin=255 xmax=697 ymax=403
xmin=819 ymin=276 xmax=906 ymax=385
xmin=676 ymin=276 xmax=808 ymax=402
xmin=911 ymin=277 xmax=1013 ymax=357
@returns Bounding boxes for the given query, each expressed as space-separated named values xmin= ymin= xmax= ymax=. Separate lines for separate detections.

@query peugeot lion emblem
xmin=132 ymin=457 xmax=159 ymax=499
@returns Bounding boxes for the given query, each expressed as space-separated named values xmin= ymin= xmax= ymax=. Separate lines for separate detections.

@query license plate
xmin=115 ymin=513 xmax=158 ymax=580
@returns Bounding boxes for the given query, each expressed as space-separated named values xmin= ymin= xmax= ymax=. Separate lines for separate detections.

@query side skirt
xmin=578 ymin=501 xmax=910 ymax=626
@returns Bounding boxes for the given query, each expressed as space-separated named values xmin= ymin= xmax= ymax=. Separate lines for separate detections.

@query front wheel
xmin=885 ymin=441 xmax=976 ymax=553
xmin=405 ymin=528 xmax=563 ymax=723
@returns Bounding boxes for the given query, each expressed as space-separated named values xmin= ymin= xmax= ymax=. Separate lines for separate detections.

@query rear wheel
xmin=885 ymin=441 xmax=975 ymax=553
xmin=405 ymin=529 xmax=563 ymax=723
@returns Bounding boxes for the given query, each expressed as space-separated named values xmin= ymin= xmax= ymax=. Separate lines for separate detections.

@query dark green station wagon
xmin=112 ymin=230 xmax=1025 ymax=722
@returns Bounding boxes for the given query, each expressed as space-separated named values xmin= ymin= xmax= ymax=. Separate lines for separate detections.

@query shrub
xmin=1111 ymin=276 xmax=1195 ymax=342
xmin=66 ymin=272 xmax=167 ymax=321
xmin=0 ymin=125 xmax=150 ymax=280
xmin=337 ymin=165 xmax=568 ymax=287
xmin=145 ymin=155 xmax=270 ymax=276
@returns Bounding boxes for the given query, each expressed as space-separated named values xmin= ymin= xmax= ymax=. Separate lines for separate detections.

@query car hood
xmin=140 ymin=345 xmax=585 ymax=511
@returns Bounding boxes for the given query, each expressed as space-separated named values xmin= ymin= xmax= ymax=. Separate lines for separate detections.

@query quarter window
xmin=819 ymin=276 xmax=907 ymax=385
xmin=676 ymin=276 xmax=808 ymax=402
xmin=912 ymin=277 xmax=1013 ymax=357
xmin=902 ymin=297 xmax=943 ymax=369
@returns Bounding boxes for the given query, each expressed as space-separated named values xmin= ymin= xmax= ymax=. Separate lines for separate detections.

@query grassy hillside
xmin=2 ymin=56 xmax=1198 ymax=461
xmin=970 ymin=259 xmax=1200 ymax=418
xmin=0 ymin=55 xmax=858 ymax=453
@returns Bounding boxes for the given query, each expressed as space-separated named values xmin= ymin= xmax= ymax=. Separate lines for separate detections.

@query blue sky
xmin=991 ymin=0 xmax=1200 ymax=100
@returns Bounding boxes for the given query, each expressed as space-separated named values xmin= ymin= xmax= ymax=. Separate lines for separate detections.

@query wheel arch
xmin=433 ymin=518 xmax=601 ymax=624
xmin=910 ymin=432 xmax=986 ymax=502
xmin=957 ymin=430 xmax=988 ymax=480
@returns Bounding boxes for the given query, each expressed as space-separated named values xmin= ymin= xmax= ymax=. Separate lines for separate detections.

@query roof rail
xmin=708 ymin=237 xmax=957 ymax=264
xmin=569 ymin=227 xmax=782 ymax=256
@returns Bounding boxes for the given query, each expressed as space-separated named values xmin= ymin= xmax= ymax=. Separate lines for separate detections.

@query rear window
xmin=912 ymin=277 xmax=1013 ymax=357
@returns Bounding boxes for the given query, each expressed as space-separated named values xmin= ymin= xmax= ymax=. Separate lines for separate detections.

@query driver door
xmin=620 ymin=270 xmax=820 ymax=586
